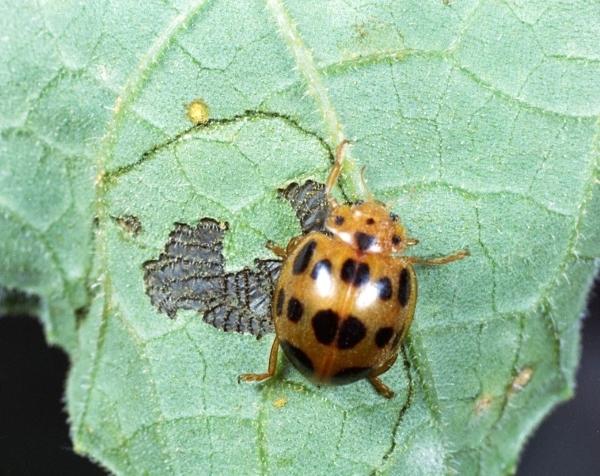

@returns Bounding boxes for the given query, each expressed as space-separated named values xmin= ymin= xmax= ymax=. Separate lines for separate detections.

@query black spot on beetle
xmin=398 ymin=268 xmax=410 ymax=307
xmin=276 ymin=289 xmax=285 ymax=316
xmin=281 ymin=340 xmax=314 ymax=373
xmin=355 ymin=232 xmax=375 ymax=252
xmin=341 ymin=259 xmax=356 ymax=283
xmin=392 ymin=235 xmax=401 ymax=246
xmin=334 ymin=215 xmax=344 ymax=225
xmin=377 ymin=277 xmax=392 ymax=300
xmin=293 ymin=240 xmax=317 ymax=274
xmin=287 ymin=297 xmax=304 ymax=322
xmin=312 ymin=309 xmax=339 ymax=345
xmin=366 ymin=218 xmax=375 ymax=225
xmin=375 ymin=327 xmax=394 ymax=348
xmin=331 ymin=366 xmax=372 ymax=384
xmin=340 ymin=259 xmax=370 ymax=287
xmin=337 ymin=316 xmax=367 ymax=350
xmin=311 ymin=259 xmax=332 ymax=280
xmin=355 ymin=263 xmax=370 ymax=286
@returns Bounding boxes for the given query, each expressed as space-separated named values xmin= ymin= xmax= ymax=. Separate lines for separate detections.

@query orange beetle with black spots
xmin=240 ymin=141 xmax=468 ymax=398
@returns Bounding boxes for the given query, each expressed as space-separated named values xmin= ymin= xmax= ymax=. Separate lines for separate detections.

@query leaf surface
xmin=1 ymin=1 xmax=599 ymax=474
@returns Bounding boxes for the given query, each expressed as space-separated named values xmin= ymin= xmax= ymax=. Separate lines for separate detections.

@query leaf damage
xmin=143 ymin=180 xmax=329 ymax=337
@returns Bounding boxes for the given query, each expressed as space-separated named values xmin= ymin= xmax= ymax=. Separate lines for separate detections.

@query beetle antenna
xmin=325 ymin=139 xmax=349 ymax=208
xmin=358 ymin=165 xmax=374 ymax=202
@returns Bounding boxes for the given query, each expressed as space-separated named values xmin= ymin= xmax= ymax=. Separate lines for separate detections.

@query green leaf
xmin=1 ymin=0 xmax=599 ymax=474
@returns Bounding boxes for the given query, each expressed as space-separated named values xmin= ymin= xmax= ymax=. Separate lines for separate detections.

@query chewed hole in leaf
xmin=143 ymin=180 xmax=329 ymax=337
xmin=0 ymin=285 xmax=41 ymax=315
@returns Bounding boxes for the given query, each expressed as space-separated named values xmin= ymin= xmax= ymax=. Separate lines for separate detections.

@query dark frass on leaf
xmin=143 ymin=180 xmax=328 ymax=337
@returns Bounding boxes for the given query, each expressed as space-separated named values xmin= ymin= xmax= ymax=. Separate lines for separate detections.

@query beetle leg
xmin=265 ymin=241 xmax=287 ymax=258
xmin=368 ymin=377 xmax=395 ymax=399
xmin=409 ymin=249 xmax=469 ymax=266
xmin=368 ymin=353 xmax=398 ymax=399
xmin=266 ymin=236 xmax=305 ymax=259
xmin=284 ymin=236 xmax=305 ymax=256
xmin=239 ymin=337 xmax=280 ymax=383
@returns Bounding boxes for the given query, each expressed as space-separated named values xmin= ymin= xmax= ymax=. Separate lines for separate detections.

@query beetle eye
xmin=334 ymin=216 xmax=344 ymax=225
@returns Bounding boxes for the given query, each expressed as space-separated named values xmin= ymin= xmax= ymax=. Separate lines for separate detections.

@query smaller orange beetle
xmin=240 ymin=141 xmax=468 ymax=398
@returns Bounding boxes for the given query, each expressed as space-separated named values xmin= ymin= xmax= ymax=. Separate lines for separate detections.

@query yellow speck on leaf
xmin=509 ymin=367 xmax=533 ymax=395
xmin=186 ymin=99 xmax=210 ymax=125
xmin=273 ymin=397 xmax=287 ymax=409
xmin=474 ymin=393 xmax=493 ymax=415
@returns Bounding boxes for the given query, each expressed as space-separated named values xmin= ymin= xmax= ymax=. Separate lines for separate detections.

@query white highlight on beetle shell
xmin=314 ymin=265 xmax=334 ymax=298
xmin=336 ymin=230 xmax=355 ymax=247
xmin=356 ymin=282 xmax=380 ymax=309
xmin=364 ymin=240 xmax=382 ymax=253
